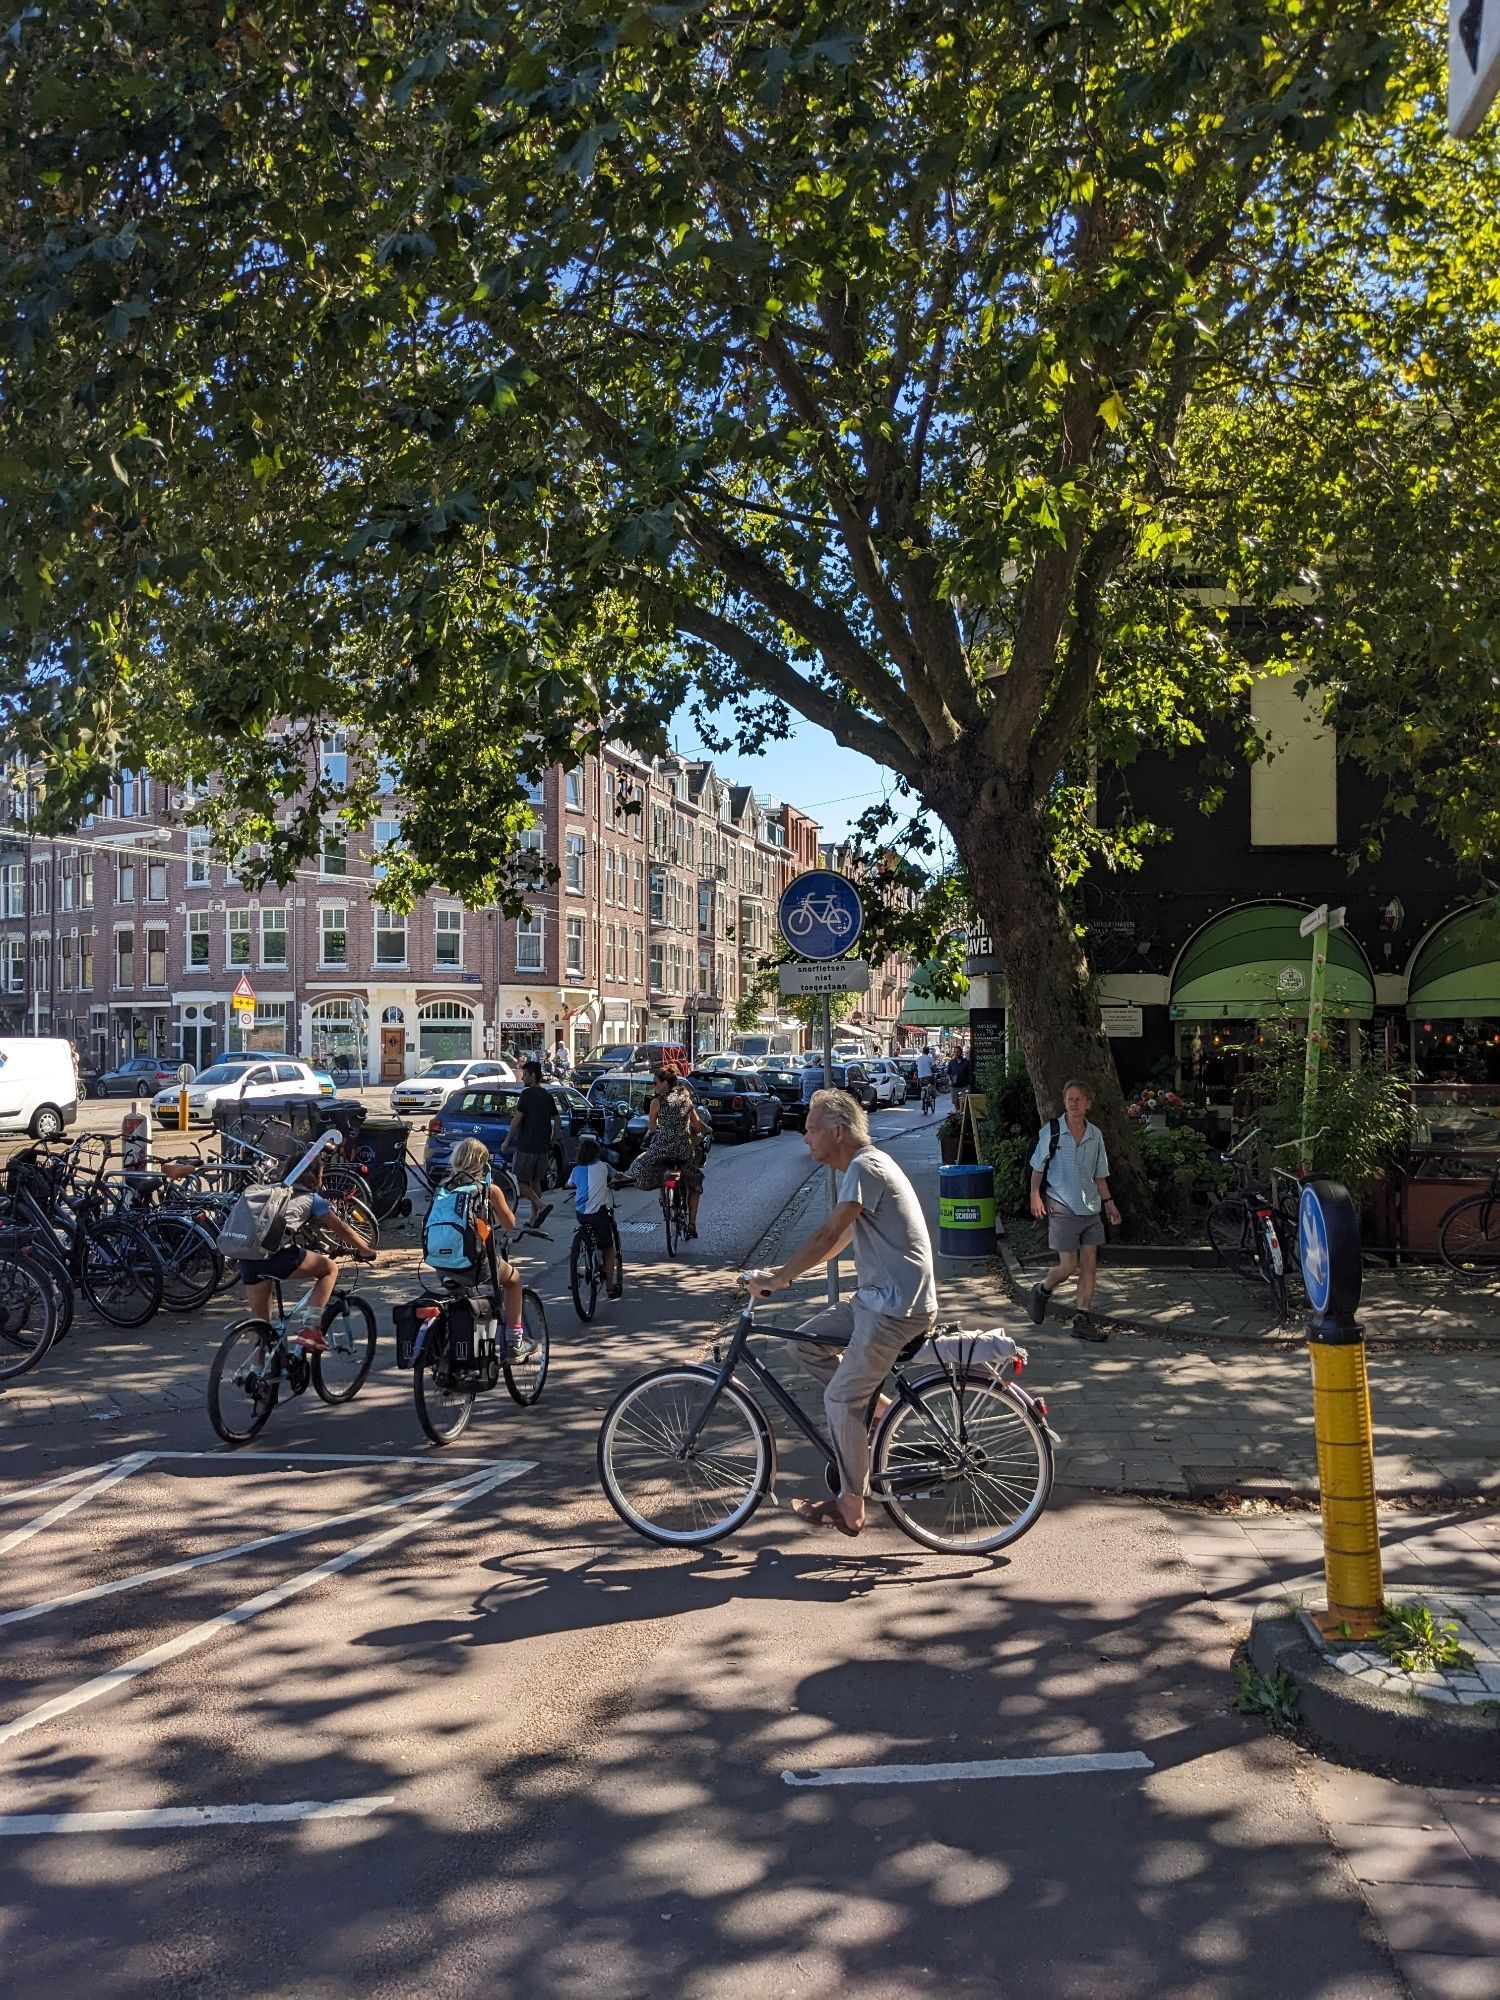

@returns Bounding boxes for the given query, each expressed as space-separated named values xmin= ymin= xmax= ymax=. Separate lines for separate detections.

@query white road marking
xmin=0 ymin=1461 xmax=530 ymax=1749
xmin=0 ymin=1453 xmax=155 ymax=1558
xmin=152 ymin=1449 xmax=508 ymax=1469
xmin=0 ymin=1465 xmax=511 ymax=1631
xmin=0 ymin=1796 xmax=396 ymax=1836
xmin=0 ymin=1460 xmax=127 ymax=1503
xmin=782 ymin=1751 xmax=1155 ymax=1788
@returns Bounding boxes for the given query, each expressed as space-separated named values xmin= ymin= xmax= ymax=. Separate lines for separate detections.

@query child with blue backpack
xmin=425 ymin=1137 xmax=533 ymax=1358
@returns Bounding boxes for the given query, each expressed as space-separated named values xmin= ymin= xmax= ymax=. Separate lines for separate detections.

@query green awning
xmin=1169 ymin=902 xmax=1374 ymax=1020
xmin=1407 ymin=904 xmax=1500 ymax=1021
xmin=900 ymin=959 xmax=970 ymax=1027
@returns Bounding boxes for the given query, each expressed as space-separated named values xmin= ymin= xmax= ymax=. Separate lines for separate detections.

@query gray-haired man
xmin=749 ymin=1088 xmax=937 ymax=1536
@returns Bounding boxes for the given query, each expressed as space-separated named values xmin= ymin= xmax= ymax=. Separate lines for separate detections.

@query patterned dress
xmin=632 ymin=1085 xmax=704 ymax=1191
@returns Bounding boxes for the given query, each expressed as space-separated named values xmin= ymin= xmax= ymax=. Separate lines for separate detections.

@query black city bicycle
xmin=402 ymin=1223 xmax=552 ymax=1445
xmin=1205 ymin=1128 xmax=1291 ymax=1322
xmin=3 ymin=1146 xmax=164 ymax=1330
xmin=569 ymin=1186 xmax=623 ymax=1324
xmin=1439 ymin=1165 xmax=1500 ymax=1279
xmin=0 ymin=1227 xmax=60 ymax=1381
xmin=660 ymin=1165 xmax=691 ymax=1257
xmin=207 ymin=1261 xmax=379 ymax=1444
xmin=597 ymin=1294 xmax=1058 ymax=1554
xmin=920 ymin=1076 xmax=938 ymax=1115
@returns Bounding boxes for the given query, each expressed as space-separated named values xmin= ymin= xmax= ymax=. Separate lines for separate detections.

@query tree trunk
xmin=936 ymin=779 xmax=1157 ymax=1229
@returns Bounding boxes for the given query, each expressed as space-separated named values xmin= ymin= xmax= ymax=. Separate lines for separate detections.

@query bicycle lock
xmin=1299 ymin=1179 xmax=1383 ymax=1639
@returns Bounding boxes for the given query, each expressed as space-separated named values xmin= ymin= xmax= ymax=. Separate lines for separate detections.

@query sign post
xmin=1297 ymin=905 xmax=1344 ymax=1171
xmin=230 ymin=972 xmax=256 ymax=1055
xmin=778 ymin=869 xmax=865 ymax=1306
xmin=1300 ymin=1180 xmax=1383 ymax=1638
xmin=176 ymin=1061 xmax=192 ymax=1134
xmin=1451 ymin=0 xmax=1500 ymax=136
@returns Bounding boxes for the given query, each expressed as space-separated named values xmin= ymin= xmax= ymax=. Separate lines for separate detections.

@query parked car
xmin=389 ymin=1057 xmax=517 ymax=1117
xmin=779 ymin=1060 xmax=879 ymax=1114
xmin=695 ymin=1053 xmax=765 ymax=1075
xmin=94 ymin=1055 xmax=186 ymax=1099
xmin=423 ymin=1080 xmax=597 ymax=1187
xmin=152 ymin=1057 xmax=325 ymax=1129
xmin=570 ymin=1044 xmax=640 ymax=1090
xmin=308 ymin=1064 xmax=340 ymax=1096
xmin=583 ymin=1072 xmax=715 ymax=1169
xmin=686 ymin=1068 xmax=783 ymax=1141
xmin=755 ymin=1063 xmax=812 ymax=1131
xmin=864 ymin=1059 xmax=908 ymax=1108
xmin=892 ymin=1055 xmax=922 ymax=1099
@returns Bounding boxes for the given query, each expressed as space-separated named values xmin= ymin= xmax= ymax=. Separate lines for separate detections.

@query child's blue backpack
xmin=423 ymin=1176 xmax=484 ymax=1272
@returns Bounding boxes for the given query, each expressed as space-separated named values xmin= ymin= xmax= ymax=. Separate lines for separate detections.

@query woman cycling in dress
xmin=627 ymin=1068 xmax=710 ymax=1240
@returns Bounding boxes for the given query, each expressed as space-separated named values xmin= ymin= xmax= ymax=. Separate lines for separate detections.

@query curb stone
xmin=1248 ymin=1602 xmax=1500 ymax=1787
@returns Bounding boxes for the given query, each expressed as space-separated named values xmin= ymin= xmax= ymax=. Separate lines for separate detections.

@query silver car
xmin=388 ymin=1057 xmax=517 ymax=1116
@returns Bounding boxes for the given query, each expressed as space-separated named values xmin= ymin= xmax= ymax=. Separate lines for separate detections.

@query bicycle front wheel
xmin=414 ymin=1333 xmax=475 ymax=1445
xmin=570 ymin=1230 xmax=599 ymax=1323
xmin=148 ymin=1213 xmax=224 ymax=1312
xmin=597 ymin=1365 xmax=772 ymax=1547
xmin=1256 ymin=1215 xmax=1290 ymax=1322
xmin=208 ymin=1319 xmax=279 ymax=1444
xmin=312 ymin=1293 xmax=378 ymax=1404
xmin=79 ymin=1219 xmax=165 ymax=1326
xmin=1206 ymin=1197 xmax=1252 ymax=1269
xmin=1440 ymin=1196 xmax=1500 ymax=1280
xmin=0 ymin=1252 xmax=58 ymax=1381
xmin=503 ymin=1289 xmax=549 ymax=1406
xmin=873 ymin=1374 xmax=1053 ymax=1555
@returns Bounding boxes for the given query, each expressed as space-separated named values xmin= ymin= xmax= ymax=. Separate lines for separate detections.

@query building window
xmin=79 ymin=858 xmax=93 ymax=909
xmin=649 ymin=942 xmax=665 ymax=991
xmin=321 ymin=905 xmax=348 ymax=968
xmin=117 ymin=856 xmax=135 ymax=903
xmin=374 ymin=907 xmax=407 ymax=966
xmin=516 ymin=913 xmax=543 ymax=971
xmin=146 ymin=927 xmax=167 ymax=988
xmin=186 ymin=909 xmax=210 ymax=970
xmin=565 ymin=767 xmax=584 ymax=808
xmin=31 ymin=861 xmax=47 ymax=915
xmin=376 ymin=756 xmax=400 ymax=797
xmin=372 ymin=817 xmax=400 ymax=880
xmin=227 ymin=908 xmax=252 ymax=967
xmin=649 ymin=868 xmax=664 ymax=922
xmin=30 ymin=937 xmax=47 ymax=994
xmin=633 ymin=929 xmax=644 ymax=984
xmin=604 ymin=848 xmax=615 ymax=905
xmin=435 ymin=905 xmax=463 ymax=967
xmin=79 ymin=934 xmax=93 ymax=988
xmin=60 ymin=867 xmax=74 ymax=914
xmin=521 ymin=774 xmax=544 ymax=804
xmin=5 ymin=937 xmax=22 ymax=993
xmin=565 ymin=915 xmax=584 ymax=976
xmin=147 ymin=859 xmax=168 ymax=902
xmin=115 ymin=928 xmax=134 ymax=988
xmin=320 ymin=730 xmax=348 ymax=787
xmin=604 ymin=926 xmax=615 ymax=980
xmin=564 ymin=833 xmax=585 ymax=892
xmin=188 ymin=829 xmax=211 ymax=886
xmin=320 ymin=826 xmax=347 ymax=878
xmin=2 ymin=863 xmax=21 ymax=919
xmin=260 ymin=906 xmax=288 ymax=968
xmin=118 ymin=770 xmax=137 ymax=819
xmin=59 ymin=935 xmax=73 ymax=991
xmin=633 ymin=856 xmax=644 ymax=912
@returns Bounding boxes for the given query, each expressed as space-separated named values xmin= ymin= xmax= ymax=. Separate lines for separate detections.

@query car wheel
xmin=29 ymin=1105 xmax=64 ymax=1141
xmin=544 ymin=1150 xmax=563 ymax=1191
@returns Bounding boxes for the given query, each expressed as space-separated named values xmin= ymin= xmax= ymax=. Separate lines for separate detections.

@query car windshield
xmin=417 ymin=1061 xmax=467 ymax=1079
xmin=193 ymin=1064 xmax=256 ymax=1087
xmin=581 ymin=1046 xmax=622 ymax=1065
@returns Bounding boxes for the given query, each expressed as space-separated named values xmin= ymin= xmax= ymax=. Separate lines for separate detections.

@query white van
xmin=729 ymin=1031 xmax=797 ymax=1061
xmin=0 ymin=1038 xmax=80 ymax=1139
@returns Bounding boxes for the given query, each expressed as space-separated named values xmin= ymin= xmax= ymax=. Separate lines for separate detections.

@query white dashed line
xmin=0 ymin=1796 xmax=397 ymax=1836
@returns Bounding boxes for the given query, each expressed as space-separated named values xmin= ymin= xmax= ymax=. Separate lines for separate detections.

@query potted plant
xmin=938 ymin=1111 xmax=962 ymax=1164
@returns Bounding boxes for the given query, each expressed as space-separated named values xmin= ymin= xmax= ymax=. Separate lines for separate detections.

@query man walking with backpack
xmin=1026 ymin=1079 xmax=1121 ymax=1342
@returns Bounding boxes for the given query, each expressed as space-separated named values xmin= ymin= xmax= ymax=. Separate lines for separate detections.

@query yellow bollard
xmin=1300 ymin=1179 xmax=1383 ymax=1641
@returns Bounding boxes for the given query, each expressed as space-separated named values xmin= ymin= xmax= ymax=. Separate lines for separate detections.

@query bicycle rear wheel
xmin=0 ymin=1252 xmax=58 ymax=1381
xmin=321 ymin=1190 xmax=379 ymax=1257
xmin=1440 ymin=1196 xmax=1500 ymax=1280
xmin=208 ymin=1319 xmax=279 ymax=1443
xmin=661 ymin=1180 xmax=680 ymax=1256
xmin=414 ymin=1329 xmax=475 ymax=1445
xmin=503 ymin=1289 xmax=549 ymax=1405
xmin=312 ymin=1292 xmax=378 ymax=1404
xmin=1255 ymin=1214 xmax=1290 ymax=1322
xmin=79 ymin=1219 xmax=165 ymax=1326
xmin=597 ymin=1365 xmax=771 ymax=1546
xmin=1206 ymin=1196 xmax=1253 ymax=1269
xmin=873 ymin=1374 xmax=1053 ymax=1555
xmin=570 ymin=1229 xmax=599 ymax=1323
xmin=147 ymin=1213 xmax=224 ymax=1312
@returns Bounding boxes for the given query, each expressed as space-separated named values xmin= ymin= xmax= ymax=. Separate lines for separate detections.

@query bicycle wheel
xmin=1255 ymin=1214 xmax=1290 ymax=1322
xmin=79 ymin=1218 xmax=165 ymax=1326
xmin=321 ymin=1190 xmax=379 ymax=1256
xmin=368 ymin=1161 xmax=409 ymax=1220
xmin=1206 ymin=1197 xmax=1253 ymax=1269
xmin=503 ymin=1289 xmax=549 ymax=1405
xmin=208 ymin=1318 xmax=279 ymax=1443
xmin=661 ymin=1181 xmax=680 ymax=1257
xmin=570 ymin=1230 xmax=599 ymax=1323
xmin=312 ymin=1292 xmax=378 ymax=1404
xmin=873 ymin=1374 xmax=1053 ymax=1555
xmin=414 ymin=1329 xmax=476 ymax=1445
xmin=597 ymin=1365 xmax=772 ymax=1547
xmin=147 ymin=1213 xmax=224 ymax=1312
xmin=1440 ymin=1196 xmax=1500 ymax=1279
xmin=0 ymin=1252 xmax=58 ymax=1381
xmin=30 ymin=1243 xmax=74 ymax=1343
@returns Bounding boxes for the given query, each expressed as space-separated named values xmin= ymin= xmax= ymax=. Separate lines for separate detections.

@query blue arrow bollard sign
xmin=777 ymin=869 xmax=864 ymax=962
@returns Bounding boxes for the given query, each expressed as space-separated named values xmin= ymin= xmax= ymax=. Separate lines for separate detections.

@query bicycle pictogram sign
xmin=777 ymin=869 xmax=864 ymax=961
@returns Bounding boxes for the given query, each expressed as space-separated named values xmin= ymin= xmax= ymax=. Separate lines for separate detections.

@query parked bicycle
xmin=0 ymin=1225 xmax=60 ymax=1381
xmin=208 ymin=1262 xmax=378 ymax=1443
xmin=1204 ymin=1128 xmax=1290 ymax=1322
xmin=597 ymin=1289 xmax=1058 ymax=1553
xmin=2 ymin=1143 xmax=165 ymax=1330
xmin=1439 ymin=1165 xmax=1500 ymax=1280
xmin=397 ymin=1221 xmax=552 ymax=1446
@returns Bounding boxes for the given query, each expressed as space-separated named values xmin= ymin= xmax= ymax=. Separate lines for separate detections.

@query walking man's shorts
xmin=1046 ymin=1199 xmax=1104 ymax=1252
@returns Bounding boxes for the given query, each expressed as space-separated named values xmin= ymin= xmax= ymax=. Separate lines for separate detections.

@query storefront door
xmin=380 ymin=1027 xmax=405 ymax=1081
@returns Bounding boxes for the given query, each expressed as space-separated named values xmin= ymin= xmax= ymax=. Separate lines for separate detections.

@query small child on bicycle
xmin=238 ymin=1151 xmax=375 ymax=1352
xmin=569 ymin=1134 xmax=620 ymax=1299
xmin=440 ymin=1137 xmax=533 ymax=1357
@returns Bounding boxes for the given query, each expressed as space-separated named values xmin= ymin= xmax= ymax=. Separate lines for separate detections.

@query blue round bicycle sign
xmin=1299 ymin=1185 xmax=1332 ymax=1316
xmin=778 ymin=869 xmax=864 ymax=961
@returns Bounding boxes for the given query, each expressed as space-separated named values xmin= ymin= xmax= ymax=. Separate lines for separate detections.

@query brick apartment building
xmin=0 ymin=739 xmax=906 ymax=1081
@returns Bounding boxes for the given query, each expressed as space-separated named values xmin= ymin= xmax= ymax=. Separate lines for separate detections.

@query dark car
xmin=570 ymin=1045 xmax=639 ymax=1091
xmin=893 ymin=1055 xmax=922 ymax=1100
xmin=423 ymin=1081 xmax=598 ymax=1187
xmin=686 ymin=1068 xmax=783 ymax=1142
xmin=583 ymin=1072 xmax=716 ymax=1169
xmin=756 ymin=1064 xmax=813 ymax=1131
xmin=93 ymin=1055 xmax=186 ymax=1099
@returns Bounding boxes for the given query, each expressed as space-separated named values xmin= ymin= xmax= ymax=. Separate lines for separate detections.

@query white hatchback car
xmin=389 ymin=1057 xmax=518 ymax=1116
xmin=152 ymin=1058 xmax=326 ymax=1129
xmin=863 ymin=1059 xmax=908 ymax=1108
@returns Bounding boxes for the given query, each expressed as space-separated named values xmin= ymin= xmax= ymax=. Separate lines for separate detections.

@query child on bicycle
xmin=440 ymin=1137 xmax=533 ymax=1357
xmin=569 ymin=1134 xmax=620 ymax=1298
xmin=238 ymin=1150 xmax=375 ymax=1352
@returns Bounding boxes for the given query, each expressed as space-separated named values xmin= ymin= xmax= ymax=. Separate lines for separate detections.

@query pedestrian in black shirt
xmin=507 ymin=1061 xmax=559 ymax=1228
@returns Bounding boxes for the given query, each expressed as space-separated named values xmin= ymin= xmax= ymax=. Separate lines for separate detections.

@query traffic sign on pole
xmin=778 ymin=959 xmax=871 ymax=997
xmin=777 ymin=870 xmax=864 ymax=962
xmin=1451 ymin=0 xmax=1500 ymax=136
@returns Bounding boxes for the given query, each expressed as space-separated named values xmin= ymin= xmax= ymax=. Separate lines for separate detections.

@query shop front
xmin=1169 ymin=902 xmax=1376 ymax=1116
xmin=1405 ymin=903 xmax=1500 ymax=1084
xmin=899 ymin=960 xmax=970 ymax=1048
xmin=494 ymin=996 xmax=549 ymax=1059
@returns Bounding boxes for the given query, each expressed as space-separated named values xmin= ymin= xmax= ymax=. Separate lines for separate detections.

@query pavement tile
xmin=1398 ymin=1955 xmax=1500 ymax=2000
xmin=1310 ymin=1766 xmax=1453 ymax=1830
xmin=1443 ymin=1801 xmax=1500 ymax=1868
xmin=1357 ymin=1882 xmax=1500 ymax=1955
xmin=1334 ymin=1824 xmax=1487 ymax=1888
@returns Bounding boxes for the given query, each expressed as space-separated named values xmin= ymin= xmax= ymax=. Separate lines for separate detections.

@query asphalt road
xmin=0 ymin=1109 xmax=1401 ymax=1999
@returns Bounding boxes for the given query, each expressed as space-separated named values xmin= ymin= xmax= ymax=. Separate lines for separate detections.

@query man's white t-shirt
xmin=915 ymin=1052 xmax=934 ymax=1080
